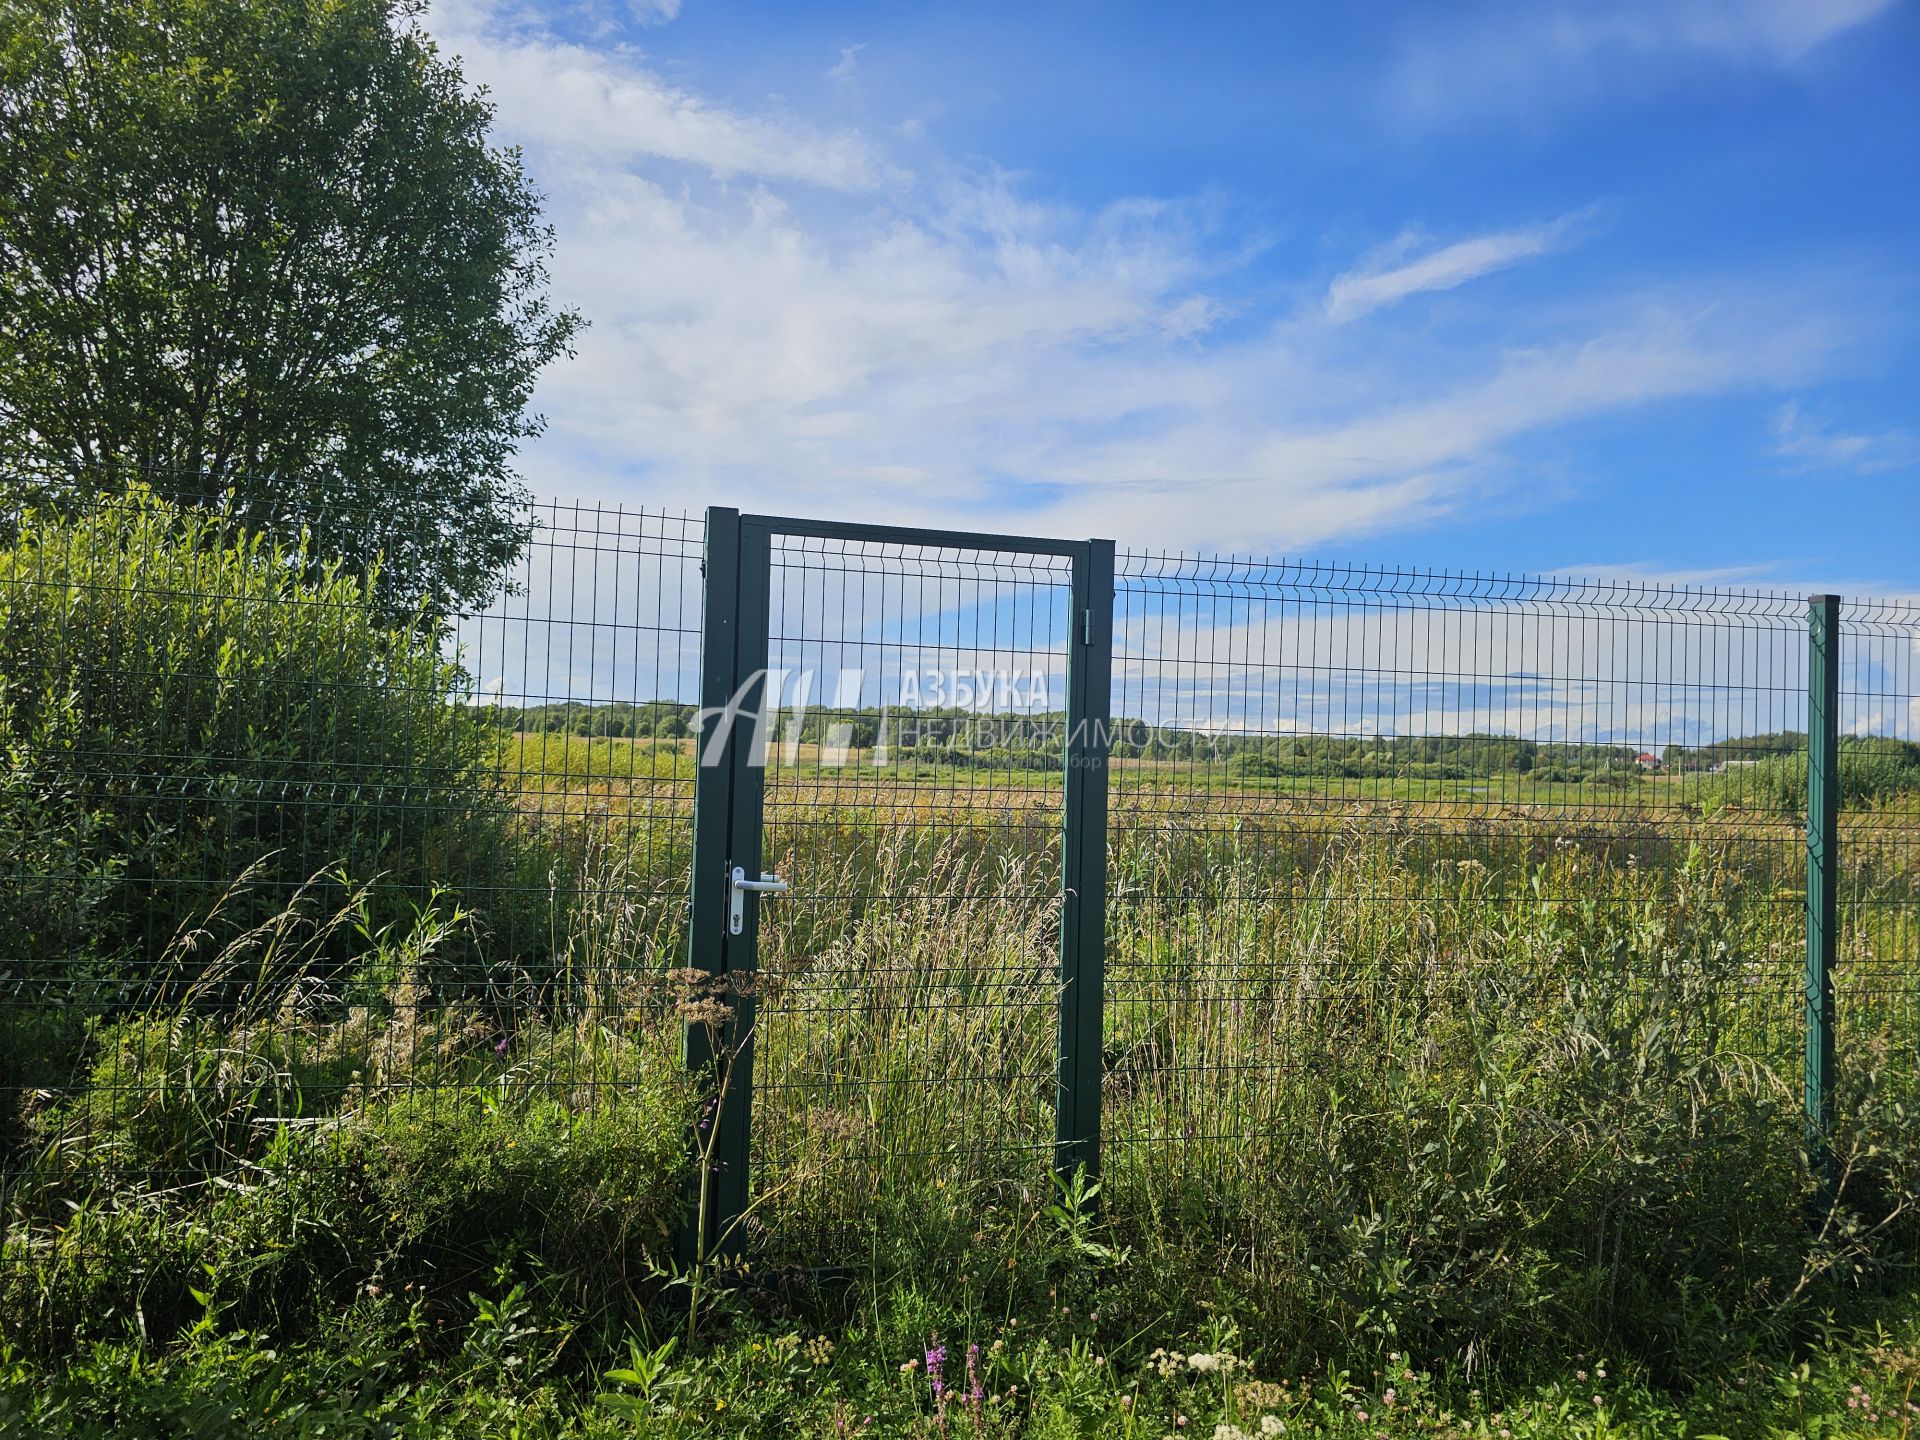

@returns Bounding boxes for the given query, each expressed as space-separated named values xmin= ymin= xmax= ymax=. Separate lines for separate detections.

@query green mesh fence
xmin=2 ymin=480 xmax=1914 ymax=1320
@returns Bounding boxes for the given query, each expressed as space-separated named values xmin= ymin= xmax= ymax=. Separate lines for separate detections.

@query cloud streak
xmin=1390 ymin=0 xmax=1895 ymax=125
xmin=826 ymin=42 xmax=866 ymax=85
xmin=1324 ymin=218 xmax=1580 ymax=322
xmin=1773 ymin=400 xmax=1917 ymax=474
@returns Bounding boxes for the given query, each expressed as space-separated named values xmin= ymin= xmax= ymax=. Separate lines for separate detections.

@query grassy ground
xmin=6 ymin=1282 xmax=1920 ymax=1436
xmin=6 ymin=752 xmax=1920 ymax=1433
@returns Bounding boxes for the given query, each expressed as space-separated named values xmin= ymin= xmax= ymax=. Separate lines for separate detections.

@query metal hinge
xmin=1083 ymin=608 xmax=1092 ymax=644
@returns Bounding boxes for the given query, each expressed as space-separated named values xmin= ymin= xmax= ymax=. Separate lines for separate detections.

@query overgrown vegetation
xmin=6 ymin=501 xmax=1920 ymax=1434
xmin=0 ymin=491 xmax=555 ymax=993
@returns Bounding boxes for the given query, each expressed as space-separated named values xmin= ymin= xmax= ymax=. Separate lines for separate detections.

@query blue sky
xmin=429 ymin=0 xmax=1918 ymax=594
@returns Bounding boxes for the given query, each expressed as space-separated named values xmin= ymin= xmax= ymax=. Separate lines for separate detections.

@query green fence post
xmin=1806 ymin=593 xmax=1840 ymax=1204
xmin=1058 ymin=539 xmax=1114 ymax=1180
xmin=681 ymin=506 xmax=741 ymax=1267
xmin=709 ymin=519 xmax=772 ymax=1260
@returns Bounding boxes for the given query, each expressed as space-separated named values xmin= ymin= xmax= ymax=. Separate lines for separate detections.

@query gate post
xmin=1806 ymin=593 xmax=1840 ymax=1204
xmin=682 ymin=506 xmax=742 ymax=1265
xmin=710 ymin=520 xmax=771 ymax=1258
xmin=1058 ymin=539 xmax=1114 ymax=1178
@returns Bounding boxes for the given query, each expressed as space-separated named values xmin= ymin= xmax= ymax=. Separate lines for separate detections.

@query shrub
xmin=1707 ymin=739 xmax=1920 ymax=814
xmin=0 ymin=489 xmax=539 ymax=1000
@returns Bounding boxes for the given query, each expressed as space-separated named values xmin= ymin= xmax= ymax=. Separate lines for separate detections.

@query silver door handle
xmin=729 ymin=864 xmax=790 ymax=935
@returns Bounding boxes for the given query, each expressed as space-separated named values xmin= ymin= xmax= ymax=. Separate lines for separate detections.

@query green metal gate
xmin=686 ymin=509 xmax=1112 ymax=1259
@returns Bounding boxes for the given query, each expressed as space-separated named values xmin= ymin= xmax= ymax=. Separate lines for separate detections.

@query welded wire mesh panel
xmin=0 ymin=480 xmax=700 ymax=1342
xmin=1103 ymin=554 xmax=1811 ymax=1241
xmin=20 ymin=476 xmax=1920 ymax=1316
xmin=1837 ymin=599 xmax=1920 ymax=1110
xmin=747 ymin=536 xmax=1073 ymax=1253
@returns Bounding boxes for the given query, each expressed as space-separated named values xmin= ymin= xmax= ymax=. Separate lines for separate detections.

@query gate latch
xmin=728 ymin=864 xmax=790 ymax=936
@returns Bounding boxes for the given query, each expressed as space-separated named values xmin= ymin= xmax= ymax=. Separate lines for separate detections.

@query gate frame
xmin=685 ymin=507 xmax=1113 ymax=1260
xmin=1805 ymin=593 xmax=1840 ymax=1207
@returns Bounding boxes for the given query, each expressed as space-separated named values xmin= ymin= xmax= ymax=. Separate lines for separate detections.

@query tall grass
xmin=5 ymin=773 xmax=1920 ymax=1382
xmin=0 ymin=846 xmax=696 ymax=1358
xmin=727 ymin=793 xmax=1919 ymax=1373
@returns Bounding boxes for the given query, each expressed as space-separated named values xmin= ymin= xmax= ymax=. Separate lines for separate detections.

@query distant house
xmin=1635 ymin=752 xmax=1663 ymax=770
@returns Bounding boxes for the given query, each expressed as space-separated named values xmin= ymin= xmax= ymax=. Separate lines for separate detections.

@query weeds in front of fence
xmin=0 ymin=851 xmax=694 ymax=1358
xmin=13 ymin=1304 xmax=1920 ymax=1437
xmin=10 ymin=490 xmax=1920 ymax=1435
xmin=745 ymin=803 xmax=1920 ymax=1378
xmin=6 ymin=820 xmax=1920 ymax=1436
xmin=7 ymin=809 xmax=1919 ymax=1379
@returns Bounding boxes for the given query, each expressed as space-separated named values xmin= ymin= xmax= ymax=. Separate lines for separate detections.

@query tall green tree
xmin=0 ymin=0 xmax=580 ymax=612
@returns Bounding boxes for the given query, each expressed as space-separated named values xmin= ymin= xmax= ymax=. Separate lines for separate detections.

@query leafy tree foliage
xmin=0 ymin=0 xmax=580 ymax=613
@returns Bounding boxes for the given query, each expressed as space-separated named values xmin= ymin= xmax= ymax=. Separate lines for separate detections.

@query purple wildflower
xmin=925 ymin=1341 xmax=947 ymax=1401
xmin=967 ymin=1342 xmax=982 ymax=1405
xmin=495 ymin=1035 xmax=509 ymax=1055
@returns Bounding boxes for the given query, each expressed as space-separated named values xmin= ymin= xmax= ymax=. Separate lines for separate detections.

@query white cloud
xmin=1019 ymin=298 xmax=1835 ymax=548
xmin=826 ymin=43 xmax=866 ymax=85
xmin=627 ymin=0 xmax=681 ymax=25
xmin=524 ymin=163 xmax=1836 ymax=552
xmin=424 ymin=0 xmax=1876 ymax=561
xmin=1391 ymin=0 xmax=1894 ymax=124
xmin=1324 ymin=218 xmax=1578 ymax=323
xmin=433 ymin=0 xmax=893 ymax=189
xmin=1544 ymin=560 xmax=1794 ymax=589
xmin=1556 ymin=0 xmax=1894 ymax=63
xmin=1773 ymin=400 xmax=1917 ymax=474
xmin=1109 ymin=585 xmax=1814 ymax=745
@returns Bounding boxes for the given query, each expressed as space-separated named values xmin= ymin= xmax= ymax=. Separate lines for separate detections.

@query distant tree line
xmin=1663 ymin=732 xmax=1805 ymax=772
xmin=499 ymin=701 xmax=697 ymax=739
xmin=489 ymin=702 xmax=1920 ymax=797
xmin=492 ymin=704 xmax=1705 ymax=784
xmin=1216 ymin=734 xmax=1640 ymax=784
